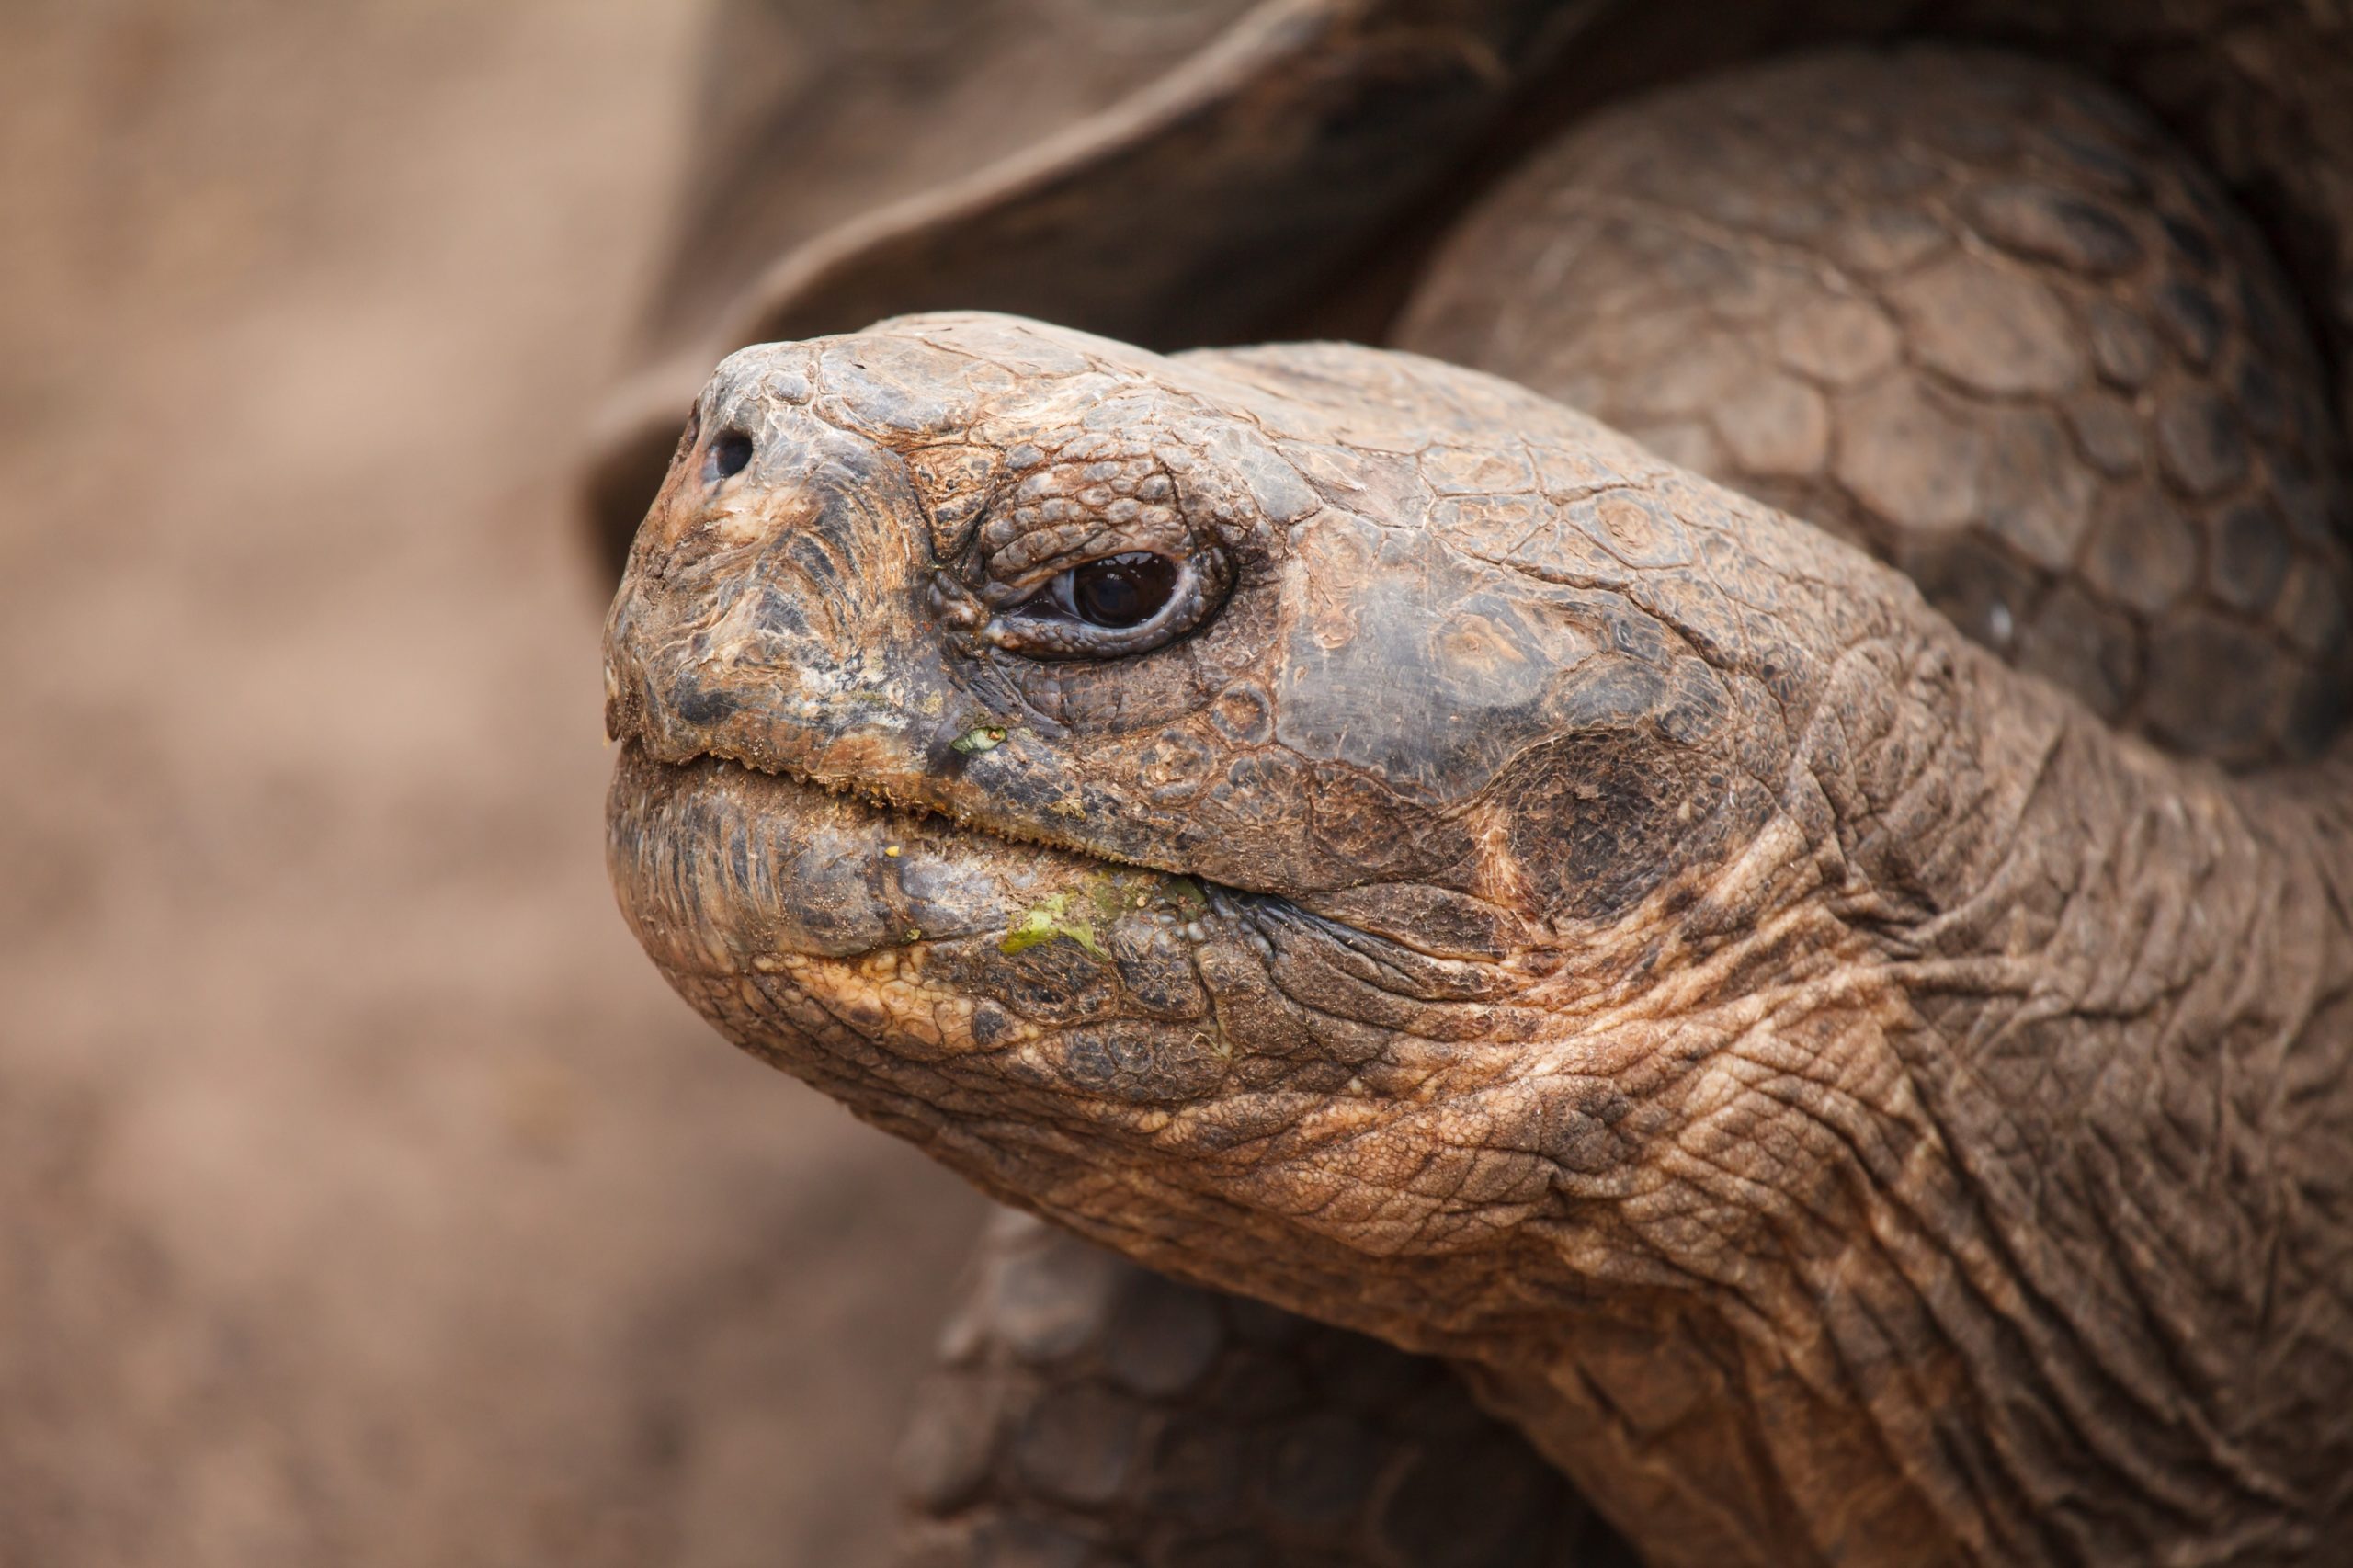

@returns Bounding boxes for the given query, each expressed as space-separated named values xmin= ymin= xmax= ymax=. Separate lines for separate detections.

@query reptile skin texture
xmin=872 ymin=48 xmax=2351 ymax=1568
xmin=597 ymin=35 xmax=2353 ymax=1568
xmin=897 ymin=1210 xmax=1636 ymax=1568
xmin=1400 ymin=47 xmax=2348 ymax=769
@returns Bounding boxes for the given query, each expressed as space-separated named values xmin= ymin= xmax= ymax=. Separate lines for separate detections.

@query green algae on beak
xmin=999 ymin=892 xmax=1108 ymax=958
xmin=997 ymin=872 xmax=1210 ymax=959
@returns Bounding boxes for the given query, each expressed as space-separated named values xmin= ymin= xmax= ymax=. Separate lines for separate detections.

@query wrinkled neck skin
xmin=1452 ymin=622 xmax=2353 ymax=1568
xmin=603 ymin=320 xmax=2353 ymax=1568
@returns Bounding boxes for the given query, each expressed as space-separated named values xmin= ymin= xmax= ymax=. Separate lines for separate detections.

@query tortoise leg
xmin=895 ymin=1210 xmax=1636 ymax=1568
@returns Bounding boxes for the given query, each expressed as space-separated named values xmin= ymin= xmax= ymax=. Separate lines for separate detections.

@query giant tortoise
xmin=585 ymin=3 xmax=2353 ymax=1562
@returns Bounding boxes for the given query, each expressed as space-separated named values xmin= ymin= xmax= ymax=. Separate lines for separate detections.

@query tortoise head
xmin=602 ymin=311 xmax=1868 ymax=1332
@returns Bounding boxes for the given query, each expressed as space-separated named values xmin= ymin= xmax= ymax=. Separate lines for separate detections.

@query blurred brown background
xmin=0 ymin=3 xmax=992 ymax=1563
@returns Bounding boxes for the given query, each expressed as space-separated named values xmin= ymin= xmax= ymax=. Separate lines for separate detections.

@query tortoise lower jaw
xmin=604 ymin=743 xmax=1204 ymax=971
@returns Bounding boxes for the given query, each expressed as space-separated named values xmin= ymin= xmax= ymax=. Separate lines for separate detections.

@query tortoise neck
xmin=1518 ymin=619 xmax=2353 ymax=1568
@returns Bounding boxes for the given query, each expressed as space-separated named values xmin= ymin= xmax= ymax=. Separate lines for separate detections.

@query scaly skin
xmin=895 ymin=1209 xmax=1631 ymax=1568
xmin=604 ymin=306 xmax=2353 ymax=1564
xmin=889 ymin=48 xmax=2353 ymax=1568
xmin=1399 ymin=47 xmax=2351 ymax=769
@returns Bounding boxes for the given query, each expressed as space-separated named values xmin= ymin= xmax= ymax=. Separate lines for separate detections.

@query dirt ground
xmin=0 ymin=4 xmax=986 ymax=1564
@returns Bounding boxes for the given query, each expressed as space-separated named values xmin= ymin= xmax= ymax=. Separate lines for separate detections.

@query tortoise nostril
xmin=708 ymin=429 xmax=754 ymax=483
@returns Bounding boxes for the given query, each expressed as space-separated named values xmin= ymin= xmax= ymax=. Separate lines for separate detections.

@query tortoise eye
xmin=987 ymin=547 xmax=1227 ymax=660
xmin=1056 ymin=552 xmax=1178 ymax=629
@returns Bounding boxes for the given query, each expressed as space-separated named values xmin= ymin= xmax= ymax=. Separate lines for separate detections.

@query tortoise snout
xmin=602 ymin=380 xmax=972 ymax=794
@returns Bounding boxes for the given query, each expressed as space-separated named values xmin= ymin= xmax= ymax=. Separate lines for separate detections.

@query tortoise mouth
xmin=606 ymin=742 xmax=1216 ymax=972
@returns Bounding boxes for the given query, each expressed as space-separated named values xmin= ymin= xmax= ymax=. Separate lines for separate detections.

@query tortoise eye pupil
xmin=1070 ymin=552 xmax=1177 ymax=628
xmin=709 ymin=430 xmax=754 ymax=481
